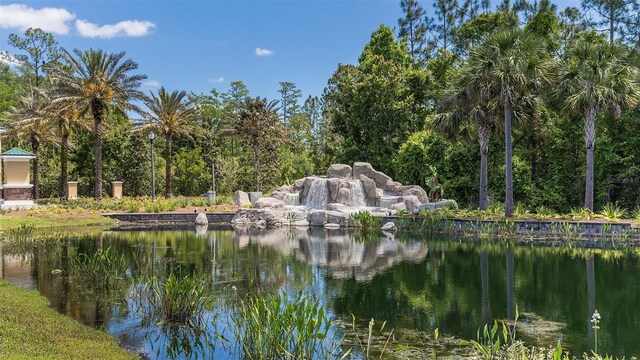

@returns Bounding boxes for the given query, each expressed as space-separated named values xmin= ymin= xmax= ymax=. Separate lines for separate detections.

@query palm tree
xmin=50 ymin=49 xmax=146 ymax=200
xmin=554 ymin=40 xmax=640 ymax=211
xmin=433 ymin=67 xmax=498 ymax=210
xmin=51 ymin=104 xmax=87 ymax=199
xmin=3 ymin=93 xmax=56 ymax=199
xmin=141 ymin=87 xmax=201 ymax=198
xmin=462 ymin=29 xmax=554 ymax=216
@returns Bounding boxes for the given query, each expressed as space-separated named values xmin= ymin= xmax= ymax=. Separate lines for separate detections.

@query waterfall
xmin=345 ymin=180 xmax=367 ymax=208
xmin=284 ymin=193 xmax=301 ymax=206
xmin=305 ymin=179 xmax=329 ymax=209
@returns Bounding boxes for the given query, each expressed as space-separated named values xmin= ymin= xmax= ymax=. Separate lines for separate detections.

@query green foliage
xmin=394 ymin=130 xmax=447 ymax=190
xmin=349 ymin=211 xmax=382 ymax=230
xmin=225 ymin=290 xmax=341 ymax=359
xmin=72 ymin=247 xmax=130 ymax=294
xmin=139 ymin=274 xmax=210 ymax=326
xmin=600 ymin=203 xmax=627 ymax=221
xmin=173 ymin=146 xmax=212 ymax=196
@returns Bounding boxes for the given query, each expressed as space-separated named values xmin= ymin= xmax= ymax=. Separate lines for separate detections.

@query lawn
xmin=0 ymin=280 xmax=137 ymax=360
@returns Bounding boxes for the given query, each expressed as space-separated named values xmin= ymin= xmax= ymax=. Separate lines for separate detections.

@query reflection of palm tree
xmin=506 ymin=247 xmax=515 ymax=320
xmin=586 ymin=253 xmax=596 ymax=349
xmin=481 ymin=250 xmax=491 ymax=325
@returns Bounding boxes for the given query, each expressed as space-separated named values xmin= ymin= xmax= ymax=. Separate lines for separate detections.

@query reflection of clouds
xmin=233 ymin=227 xmax=429 ymax=282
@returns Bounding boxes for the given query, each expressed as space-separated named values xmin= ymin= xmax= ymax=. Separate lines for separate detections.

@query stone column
xmin=111 ymin=181 xmax=123 ymax=199
xmin=67 ymin=181 xmax=78 ymax=199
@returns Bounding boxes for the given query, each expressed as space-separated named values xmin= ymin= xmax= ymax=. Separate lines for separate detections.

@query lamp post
xmin=148 ymin=130 xmax=156 ymax=202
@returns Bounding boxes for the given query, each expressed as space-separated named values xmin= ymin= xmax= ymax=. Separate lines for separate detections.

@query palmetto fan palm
xmin=3 ymin=93 xmax=56 ymax=199
xmin=50 ymin=48 xmax=146 ymax=200
xmin=141 ymin=87 xmax=202 ymax=198
xmin=462 ymin=29 xmax=554 ymax=216
xmin=554 ymin=40 xmax=640 ymax=211
xmin=433 ymin=68 xmax=498 ymax=210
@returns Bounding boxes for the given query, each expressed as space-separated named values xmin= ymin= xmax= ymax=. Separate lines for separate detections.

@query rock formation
xmin=231 ymin=162 xmax=457 ymax=228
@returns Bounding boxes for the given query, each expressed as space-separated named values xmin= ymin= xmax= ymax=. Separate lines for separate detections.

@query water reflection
xmin=1 ymin=229 xmax=639 ymax=359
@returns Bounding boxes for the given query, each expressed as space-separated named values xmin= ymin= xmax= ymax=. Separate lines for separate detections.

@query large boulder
xmin=271 ymin=185 xmax=292 ymax=201
xmin=380 ymin=196 xmax=403 ymax=208
xmin=325 ymin=210 xmax=352 ymax=227
xmin=336 ymin=188 xmax=351 ymax=205
xmin=403 ymin=195 xmax=421 ymax=212
xmin=293 ymin=178 xmax=306 ymax=190
xmin=254 ymin=197 xmax=285 ymax=209
xmin=233 ymin=190 xmax=251 ymax=206
xmin=327 ymin=164 xmax=352 ymax=179
xmin=308 ymin=210 xmax=327 ymax=226
xmin=390 ymin=202 xmax=407 ymax=211
xmin=372 ymin=170 xmax=392 ymax=189
xmin=359 ymin=175 xmax=377 ymax=205
xmin=195 ymin=213 xmax=209 ymax=225
xmin=328 ymin=178 xmax=340 ymax=202
xmin=385 ymin=180 xmax=404 ymax=195
xmin=381 ymin=222 xmax=398 ymax=232
xmin=353 ymin=162 xmax=374 ymax=178
xmin=403 ymin=186 xmax=429 ymax=204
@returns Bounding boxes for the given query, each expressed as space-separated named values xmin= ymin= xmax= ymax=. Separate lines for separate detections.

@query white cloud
xmin=0 ymin=4 xmax=75 ymax=34
xmin=254 ymin=47 xmax=274 ymax=57
xmin=208 ymin=77 xmax=225 ymax=83
xmin=76 ymin=19 xmax=156 ymax=39
xmin=143 ymin=80 xmax=160 ymax=88
xmin=0 ymin=51 xmax=23 ymax=67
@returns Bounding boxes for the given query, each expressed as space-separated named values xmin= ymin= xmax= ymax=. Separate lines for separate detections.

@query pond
xmin=1 ymin=227 xmax=639 ymax=359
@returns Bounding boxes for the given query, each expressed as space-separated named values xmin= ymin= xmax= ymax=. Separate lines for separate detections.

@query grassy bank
xmin=0 ymin=210 xmax=115 ymax=231
xmin=0 ymin=280 xmax=137 ymax=360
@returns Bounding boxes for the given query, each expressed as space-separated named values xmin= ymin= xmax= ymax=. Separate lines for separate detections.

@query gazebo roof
xmin=1 ymin=147 xmax=36 ymax=158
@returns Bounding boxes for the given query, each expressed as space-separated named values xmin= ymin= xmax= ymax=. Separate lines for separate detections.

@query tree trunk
xmin=609 ymin=6 xmax=615 ymax=44
xmin=584 ymin=106 xmax=597 ymax=211
xmin=504 ymin=102 xmax=514 ymax=217
xmin=92 ymin=101 xmax=104 ymax=200
xmin=165 ymin=135 xmax=173 ymax=198
xmin=478 ymin=124 xmax=491 ymax=210
xmin=253 ymin=143 xmax=260 ymax=192
xmin=31 ymin=134 xmax=40 ymax=200
xmin=59 ymin=129 xmax=69 ymax=199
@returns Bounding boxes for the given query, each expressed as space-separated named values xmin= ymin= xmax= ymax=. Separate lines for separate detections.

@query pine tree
xmin=278 ymin=81 xmax=302 ymax=124
xmin=398 ymin=0 xmax=428 ymax=64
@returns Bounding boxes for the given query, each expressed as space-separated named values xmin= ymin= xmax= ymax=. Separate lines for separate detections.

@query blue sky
xmin=0 ymin=0 xmax=581 ymax=102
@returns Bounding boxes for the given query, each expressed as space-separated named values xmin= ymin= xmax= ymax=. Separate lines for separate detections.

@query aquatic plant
xmin=345 ymin=316 xmax=393 ymax=359
xmin=591 ymin=310 xmax=601 ymax=355
xmin=350 ymin=211 xmax=382 ymax=230
xmin=72 ymin=247 xmax=130 ymax=294
xmin=224 ymin=290 xmax=341 ymax=359
xmin=5 ymin=224 xmax=35 ymax=241
xmin=139 ymin=273 xmax=210 ymax=326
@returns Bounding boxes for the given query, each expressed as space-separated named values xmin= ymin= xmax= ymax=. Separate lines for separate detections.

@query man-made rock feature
xmin=195 ymin=213 xmax=209 ymax=225
xmin=231 ymin=162 xmax=456 ymax=228
xmin=233 ymin=190 xmax=251 ymax=206
xmin=418 ymin=199 xmax=458 ymax=211
xmin=381 ymin=222 xmax=398 ymax=232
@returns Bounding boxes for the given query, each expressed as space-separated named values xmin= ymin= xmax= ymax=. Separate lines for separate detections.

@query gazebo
xmin=0 ymin=147 xmax=36 ymax=210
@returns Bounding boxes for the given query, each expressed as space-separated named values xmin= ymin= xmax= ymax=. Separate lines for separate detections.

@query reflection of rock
xmin=234 ymin=227 xmax=429 ymax=283
xmin=195 ymin=224 xmax=208 ymax=236
xmin=232 ymin=162 xmax=455 ymax=228
xmin=504 ymin=312 xmax=567 ymax=346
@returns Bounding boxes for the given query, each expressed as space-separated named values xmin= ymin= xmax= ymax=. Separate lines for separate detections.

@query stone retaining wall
xmin=381 ymin=216 xmax=633 ymax=236
xmin=104 ymin=213 xmax=234 ymax=224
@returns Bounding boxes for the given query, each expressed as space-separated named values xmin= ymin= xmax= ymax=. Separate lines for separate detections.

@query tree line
xmin=1 ymin=0 xmax=639 ymax=217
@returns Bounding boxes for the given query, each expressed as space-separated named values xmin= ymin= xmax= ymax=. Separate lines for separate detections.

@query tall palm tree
xmin=462 ymin=29 xmax=554 ymax=216
xmin=50 ymin=49 xmax=146 ymax=200
xmin=50 ymin=103 xmax=87 ymax=199
xmin=3 ymin=93 xmax=56 ymax=199
xmin=434 ymin=67 xmax=498 ymax=210
xmin=554 ymin=40 xmax=640 ymax=211
xmin=141 ymin=87 xmax=201 ymax=198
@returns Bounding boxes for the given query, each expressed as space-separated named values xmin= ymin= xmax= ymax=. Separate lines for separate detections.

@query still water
xmin=1 ymin=227 xmax=639 ymax=359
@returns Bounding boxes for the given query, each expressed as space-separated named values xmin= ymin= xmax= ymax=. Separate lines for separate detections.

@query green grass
xmin=0 ymin=280 xmax=137 ymax=360
xmin=0 ymin=212 xmax=115 ymax=232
